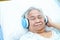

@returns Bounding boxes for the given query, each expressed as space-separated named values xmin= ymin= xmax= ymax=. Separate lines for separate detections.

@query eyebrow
xmin=29 ymin=16 xmax=35 ymax=18
xmin=38 ymin=15 xmax=43 ymax=17
xmin=29 ymin=14 xmax=42 ymax=17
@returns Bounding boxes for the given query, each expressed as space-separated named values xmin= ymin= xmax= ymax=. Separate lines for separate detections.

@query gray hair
xmin=22 ymin=7 xmax=44 ymax=18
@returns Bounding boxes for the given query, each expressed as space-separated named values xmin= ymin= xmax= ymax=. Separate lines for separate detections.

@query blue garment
xmin=0 ymin=25 xmax=4 ymax=40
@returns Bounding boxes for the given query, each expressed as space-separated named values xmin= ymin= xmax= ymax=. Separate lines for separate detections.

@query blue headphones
xmin=21 ymin=16 xmax=48 ymax=29
xmin=21 ymin=17 xmax=29 ymax=29
xmin=21 ymin=7 xmax=48 ymax=29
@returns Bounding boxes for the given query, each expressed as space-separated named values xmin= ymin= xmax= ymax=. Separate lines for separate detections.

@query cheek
xmin=40 ymin=18 xmax=45 ymax=22
xmin=29 ymin=21 xmax=35 ymax=25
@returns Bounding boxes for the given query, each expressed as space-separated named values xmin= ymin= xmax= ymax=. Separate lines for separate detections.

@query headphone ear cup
xmin=21 ymin=18 xmax=28 ymax=29
xmin=44 ymin=16 xmax=48 ymax=24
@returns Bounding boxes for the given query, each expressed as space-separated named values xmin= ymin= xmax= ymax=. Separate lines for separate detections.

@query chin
xmin=36 ymin=27 xmax=45 ymax=31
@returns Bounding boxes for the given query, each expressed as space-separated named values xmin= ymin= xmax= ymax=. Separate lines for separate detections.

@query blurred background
xmin=0 ymin=0 xmax=60 ymax=40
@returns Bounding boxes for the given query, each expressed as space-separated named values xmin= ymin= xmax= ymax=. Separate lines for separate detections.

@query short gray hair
xmin=22 ymin=7 xmax=44 ymax=18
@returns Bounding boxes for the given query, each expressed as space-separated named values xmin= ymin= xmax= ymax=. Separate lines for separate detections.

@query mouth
xmin=34 ymin=22 xmax=43 ymax=26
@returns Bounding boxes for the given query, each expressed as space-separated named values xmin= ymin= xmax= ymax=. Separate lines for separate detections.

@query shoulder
xmin=52 ymin=29 xmax=60 ymax=40
xmin=52 ymin=27 xmax=60 ymax=34
xmin=51 ymin=28 xmax=60 ymax=37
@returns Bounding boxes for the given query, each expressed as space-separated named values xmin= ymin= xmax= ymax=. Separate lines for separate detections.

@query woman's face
xmin=27 ymin=10 xmax=46 ymax=31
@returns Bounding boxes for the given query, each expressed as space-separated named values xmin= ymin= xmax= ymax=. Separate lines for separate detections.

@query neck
xmin=37 ymin=28 xmax=46 ymax=34
xmin=29 ymin=27 xmax=46 ymax=34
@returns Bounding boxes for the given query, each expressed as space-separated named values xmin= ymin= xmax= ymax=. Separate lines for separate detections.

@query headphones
xmin=21 ymin=7 xmax=48 ymax=29
xmin=21 ymin=17 xmax=29 ymax=29
xmin=21 ymin=16 xmax=48 ymax=29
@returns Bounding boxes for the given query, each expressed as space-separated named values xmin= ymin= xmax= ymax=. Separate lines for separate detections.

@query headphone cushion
xmin=21 ymin=18 xmax=28 ymax=28
xmin=44 ymin=16 xmax=48 ymax=24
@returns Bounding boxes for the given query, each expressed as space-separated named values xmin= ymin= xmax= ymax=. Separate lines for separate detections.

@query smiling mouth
xmin=34 ymin=22 xmax=43 ymax=26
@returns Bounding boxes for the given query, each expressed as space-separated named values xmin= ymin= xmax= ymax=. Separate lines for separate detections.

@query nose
xmin=35 ymin=18 xmax=40 ymax=22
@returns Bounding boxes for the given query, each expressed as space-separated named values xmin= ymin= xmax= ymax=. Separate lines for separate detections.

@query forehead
xmin=28 ymin=10 xmax=43 ymax=17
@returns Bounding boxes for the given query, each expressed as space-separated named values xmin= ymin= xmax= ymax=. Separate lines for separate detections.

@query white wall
xmin=0 ymin=0 xmax=60 ymax=40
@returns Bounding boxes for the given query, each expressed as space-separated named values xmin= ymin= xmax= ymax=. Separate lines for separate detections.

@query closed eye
xmin=38 ymin=15 xmax=43 ymax=19
xmin=29 ymin=16 xmax=35 ymax=20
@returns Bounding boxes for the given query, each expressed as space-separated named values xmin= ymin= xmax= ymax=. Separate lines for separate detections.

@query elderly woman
xmin=20 ymin=7 xmax=60 ymax=40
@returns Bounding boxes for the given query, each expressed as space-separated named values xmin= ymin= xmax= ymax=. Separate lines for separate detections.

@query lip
xmin=34 ymin=22 xmax=43 ymax=26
